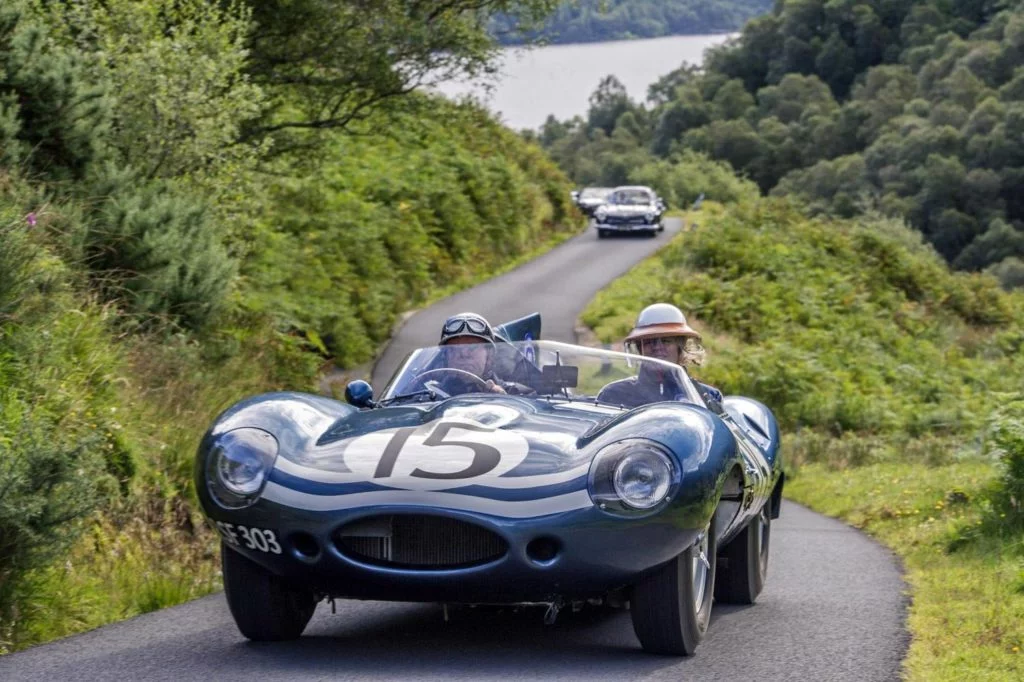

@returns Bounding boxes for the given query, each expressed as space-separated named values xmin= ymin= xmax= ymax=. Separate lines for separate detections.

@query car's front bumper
xmin=212 ymin=501 xmax=700 ymax=603
xmin=595 ymin=221 xmax=661 ymax=233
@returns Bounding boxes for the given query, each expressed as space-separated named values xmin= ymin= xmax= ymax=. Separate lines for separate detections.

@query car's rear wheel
xmin=715 ymin=502 xmax=771 ymax=604
xmin=630 ymin=515 xmax=718 ymax=655
xmin=221 ymin=542 xmax=317 ymax=641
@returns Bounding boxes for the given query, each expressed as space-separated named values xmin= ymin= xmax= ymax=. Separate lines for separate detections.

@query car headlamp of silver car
xmin=595 ymin=205 xmax=608 ymax=219
xmin=588 ymin=439 xmax=678 ymax=514
xmin=206 ymin=428 xmax=279 ymax=509
xmin=645 ymin=211 xmax=656 ymax=224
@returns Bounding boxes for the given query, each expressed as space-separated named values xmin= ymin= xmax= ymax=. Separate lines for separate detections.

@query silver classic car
xmin=594 ymin=186 xmax=665 ymax=238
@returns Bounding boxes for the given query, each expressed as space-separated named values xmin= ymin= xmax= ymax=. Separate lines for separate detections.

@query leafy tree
xmin=239 ymin=0 xmax=560 ymax=143
xmin=588 ymin=75 xmax=633 ymax=135
xmin=0 ymin=1 xmax=111 ymax=181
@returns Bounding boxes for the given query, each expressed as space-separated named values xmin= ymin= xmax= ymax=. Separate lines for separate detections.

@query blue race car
xmin=195 ymin=315 xmax=784 ymax=656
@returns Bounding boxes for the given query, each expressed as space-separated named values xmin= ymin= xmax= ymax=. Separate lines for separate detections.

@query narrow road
xmin=0 ymin=504 xmax=907 ymax=681
xmin=371 ymin=219 xmax=686 ymax=389
xmin=0 ymin=220 xmax=909 ymax=680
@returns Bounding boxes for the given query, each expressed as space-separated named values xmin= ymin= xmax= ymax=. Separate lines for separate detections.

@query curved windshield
xmin=609 ymin=189 xmax=653 ymax=206
xmin=380 ymin=340 xmax=704 ymax=409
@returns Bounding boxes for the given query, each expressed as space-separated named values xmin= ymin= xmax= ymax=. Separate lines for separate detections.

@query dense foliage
xmin=539 ymin=0 xmax=1024 ymax=289
xmin=584 ymin=200 xmax=1024 ymax=439
xmin=0 ymin=0 xmax=579 ymax=651
xmin=492 ymin=0 xmax=770 ymax=44
xmin=583 ymin=202 xmax=1024 ymax=650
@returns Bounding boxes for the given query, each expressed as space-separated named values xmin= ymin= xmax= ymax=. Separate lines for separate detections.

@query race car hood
xmin=257 ymin=395 xmax=624 ymax=517
xmin=280 ymin=395 xmax=604 ymax=477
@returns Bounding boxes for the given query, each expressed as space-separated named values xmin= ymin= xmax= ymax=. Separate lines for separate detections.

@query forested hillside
xmin=0 ymin=0 xmax=577 ymax=651
xmin=539 ymin=0 xmax=1024 ymax=289
xmin=492 ymin=0 xmax=771 ymax=44
xmin=583 ymin=199 xmax=1024 ymax=679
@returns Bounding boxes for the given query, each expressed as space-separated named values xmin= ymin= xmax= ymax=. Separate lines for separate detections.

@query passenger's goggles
xmin=443 ymin=317 xmax=490 ymax=336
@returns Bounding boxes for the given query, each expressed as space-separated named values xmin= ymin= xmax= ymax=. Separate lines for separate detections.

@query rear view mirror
xmin=345 ymin=380 xmax=376 ymax=408
xmin=538 ymin=364 xmax=578 ymax=393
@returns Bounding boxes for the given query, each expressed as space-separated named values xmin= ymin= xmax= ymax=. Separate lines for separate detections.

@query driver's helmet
xmin=624 ymin=303 xmax=706 ymax=367
xmin=439 ymin=312 xmax=495 ymax=346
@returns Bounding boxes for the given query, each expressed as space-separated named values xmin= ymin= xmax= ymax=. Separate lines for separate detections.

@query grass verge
xmin=787 ymin=457 xmax=1023 ymax=681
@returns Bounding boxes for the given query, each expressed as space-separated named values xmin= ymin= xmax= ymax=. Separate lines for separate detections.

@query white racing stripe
xmin=273 ymin=456 xmax=592 ymax=490
xmin=261 ymin=482 xmax=594 ymax=518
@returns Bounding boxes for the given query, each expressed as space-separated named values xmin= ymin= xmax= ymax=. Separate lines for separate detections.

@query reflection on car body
xmin=195 ymin=315 xmax=784 ymax=656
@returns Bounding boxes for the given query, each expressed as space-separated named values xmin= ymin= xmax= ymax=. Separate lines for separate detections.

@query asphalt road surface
xmin=0 ymin=504 xmax=907 ymax=681
xmin=0 ymin=220 xmax=909 ymax=680
xmin=371 ymin=219 xmax=689 ymax=390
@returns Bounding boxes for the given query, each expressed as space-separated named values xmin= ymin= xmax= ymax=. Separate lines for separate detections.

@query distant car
xmin=571 ymin=187 xmax=612 ymax=217
xmin=594 ymin=186 xmax=665 ymax=238
xmin=195 ymin=313 xmax=784 ymax=656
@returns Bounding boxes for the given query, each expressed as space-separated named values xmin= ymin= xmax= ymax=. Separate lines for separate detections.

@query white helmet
xmin=624 ymin=303 xmax=706 ymax=366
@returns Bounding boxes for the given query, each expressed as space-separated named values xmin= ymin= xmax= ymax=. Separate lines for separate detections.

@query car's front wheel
xmin=630 ymin=515 xmax=718 ymax=655
xmin=715 ymin=502 xmax=771 ymax=604
xmin=597 ymin=228 xmax=608 ymax=239
xmin=221 ymin=542 xmax=318 ymax=641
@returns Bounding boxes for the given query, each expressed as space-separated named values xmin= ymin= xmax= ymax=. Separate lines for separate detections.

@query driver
xmin=597 ymin=303 xmax=723 ymax=409
xmin=432 ymin=312 xmax=523 ymax=395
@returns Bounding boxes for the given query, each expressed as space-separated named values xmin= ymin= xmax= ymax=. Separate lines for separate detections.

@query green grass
xmin=787 ymin=459 xmax=1023 ymax=681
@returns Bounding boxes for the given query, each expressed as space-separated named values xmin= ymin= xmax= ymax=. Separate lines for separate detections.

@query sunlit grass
xmin=1 ymin=498 xmax=220 ymax=654
xmin=787 ymin=459 xmax=1024 ymax=681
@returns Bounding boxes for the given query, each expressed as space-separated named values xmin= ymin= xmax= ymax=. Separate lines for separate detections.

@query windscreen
xmin=380 ymin=340 xmax=703 ymax=408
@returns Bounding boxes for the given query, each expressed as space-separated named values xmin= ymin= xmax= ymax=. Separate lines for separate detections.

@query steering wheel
xmin=409 ymin=368 xmax=492 ymax=396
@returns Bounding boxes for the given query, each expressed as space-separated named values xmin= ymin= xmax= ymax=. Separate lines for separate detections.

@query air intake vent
xmin=334 ymin=515 xmax=507 ymax=569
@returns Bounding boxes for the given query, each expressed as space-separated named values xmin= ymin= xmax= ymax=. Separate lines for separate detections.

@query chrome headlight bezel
xmin=595 ymin=206 xmax=608 ymax=220
xmin=205 ymin=427 xmax=279 ymax=509
xmin=645 ymin=211 xmax=656 ymax=224
xmin=587 ymin=439 xmax=678 ymax=515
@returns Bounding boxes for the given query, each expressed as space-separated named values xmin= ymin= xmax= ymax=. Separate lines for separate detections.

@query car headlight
xmin=588 ymin=439 xmax=677 ymax=514
xmin=205 ymin=428 xmax=279 ymax=509
xmin=595 ymin=206 xmax=608 ymax=219
xmin=645 ymin=211 xmax=656 ymax=223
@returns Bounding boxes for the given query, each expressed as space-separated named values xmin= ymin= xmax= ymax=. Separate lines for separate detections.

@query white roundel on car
xmin=343 ymin=417 xmax=530 ymax=491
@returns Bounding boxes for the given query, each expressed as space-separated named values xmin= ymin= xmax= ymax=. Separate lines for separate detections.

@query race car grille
xmin=333 ymin=515 xmax=507 ymax=569
xmin=602 ymin=215 xmax=649 ymax=225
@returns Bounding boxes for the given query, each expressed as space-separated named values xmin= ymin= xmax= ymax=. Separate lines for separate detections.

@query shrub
xmin=0 ymin=2 xmax=111 ymax=181
xmin=0 ymin=400 xmax=113 ymax=626
xmin=985 ymin=398 xmax=1024 ymax=529
xmin=84 ymin=173 xmax=235 ymax=331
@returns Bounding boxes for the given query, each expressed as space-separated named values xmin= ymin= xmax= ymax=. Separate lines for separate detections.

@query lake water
xmin=433 ymin=33 xmax=734 ymax=131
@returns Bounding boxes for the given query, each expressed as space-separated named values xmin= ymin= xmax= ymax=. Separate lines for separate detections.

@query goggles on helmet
xmin=443 ymin=316 xmax=491 ymax=337
xmin=440 ymin=313 xmax=491 ymax=339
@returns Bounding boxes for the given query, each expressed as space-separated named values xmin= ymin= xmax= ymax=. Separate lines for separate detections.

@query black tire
xmin=221 ymin=542 xmax=317 ymax=641
xmin=715 ymin=503 xmax=771 ymax=604
xmin=597 ymin=229 xmax=608 ymax=239
xmin=630 ymin=515 xmax=718 ymax=656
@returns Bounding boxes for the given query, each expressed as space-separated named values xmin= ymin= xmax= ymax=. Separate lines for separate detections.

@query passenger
xmin=598 ymin=303 xmax=723 ymax=408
